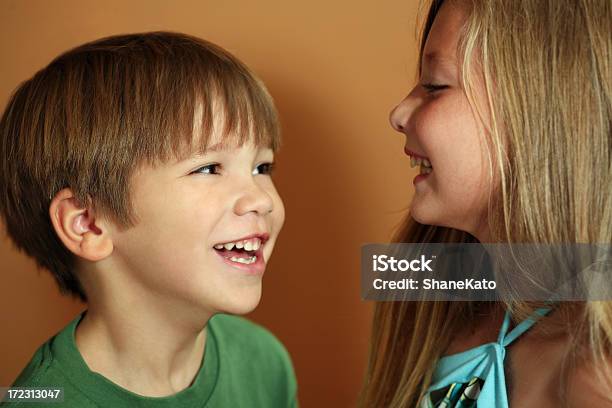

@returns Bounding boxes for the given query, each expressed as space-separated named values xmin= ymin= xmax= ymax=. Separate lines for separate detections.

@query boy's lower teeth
xmin=215 ymin=247 xmax=258 ymax=264
xmin=229 ymin=255 xmax=257 ymax=264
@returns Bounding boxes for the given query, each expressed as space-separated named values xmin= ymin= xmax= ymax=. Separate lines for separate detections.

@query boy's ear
xmin=49 ymin=188 xmax=113 ymax=261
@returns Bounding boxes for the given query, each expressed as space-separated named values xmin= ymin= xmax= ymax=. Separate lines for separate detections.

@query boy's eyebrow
xmin=205 ymin=142 xmax=227 ymax=152
xmin=174 ymin=142 xmax=229 ymax=164
xmin=193 ymin=141 xmax=233 ymax=156
xmin=178 ymin=140 xmax=273 ymax=163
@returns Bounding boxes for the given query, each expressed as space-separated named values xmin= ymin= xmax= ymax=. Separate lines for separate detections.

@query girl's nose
xmin=389 ymin=95 xmax=413 ymax=132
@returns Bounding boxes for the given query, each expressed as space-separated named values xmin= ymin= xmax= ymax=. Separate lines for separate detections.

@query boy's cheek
xmin=274 ymin=197 xmax=286 ymax=231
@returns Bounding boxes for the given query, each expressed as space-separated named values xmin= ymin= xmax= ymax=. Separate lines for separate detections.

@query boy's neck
xmin=74 ymin=303 xmax=210 ymax=397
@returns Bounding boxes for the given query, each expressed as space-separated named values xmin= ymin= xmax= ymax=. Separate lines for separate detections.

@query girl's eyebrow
xmin=421 ymin=51 xmax=458 ymax=78
xmin=424 ymin=51 xmax=457 ymax=66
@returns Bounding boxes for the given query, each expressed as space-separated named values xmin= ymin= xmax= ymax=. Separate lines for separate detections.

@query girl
xmin=361 ymin=0 xmax=611 ymax=406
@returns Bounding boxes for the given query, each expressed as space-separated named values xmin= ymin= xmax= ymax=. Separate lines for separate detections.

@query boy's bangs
xmin=148 ymin=57 xmax=281 ymax=163
xmin=187 ymin=77 xmax=281 ymax=159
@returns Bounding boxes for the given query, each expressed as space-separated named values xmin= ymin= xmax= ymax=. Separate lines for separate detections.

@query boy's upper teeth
xmin=214 ymin=237 xmax=262 ymax=251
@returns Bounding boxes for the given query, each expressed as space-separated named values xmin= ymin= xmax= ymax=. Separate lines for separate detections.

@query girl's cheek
xmin=413 ymin=100 xmax=456 ymax=153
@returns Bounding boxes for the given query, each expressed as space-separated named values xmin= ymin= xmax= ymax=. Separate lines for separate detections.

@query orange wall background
xmin=0 ymin=1 xmax=420 ymax=406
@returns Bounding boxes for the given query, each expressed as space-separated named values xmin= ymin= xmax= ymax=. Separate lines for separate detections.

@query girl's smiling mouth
xmin=404 ymin=147 xmax=433 ymax=184
xmin=213 ymin=234 xmax=269 ymax=274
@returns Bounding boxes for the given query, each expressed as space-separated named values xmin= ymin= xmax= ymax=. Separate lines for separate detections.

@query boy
xmin=0 ymin=31 xmax=297 ymax=407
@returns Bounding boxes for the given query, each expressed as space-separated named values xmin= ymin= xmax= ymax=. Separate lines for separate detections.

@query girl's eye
xmin=253 ymin=162 xmax=275 ymax=175
xmin=191 ymin=163 xmax=221 ymax=175
xmin=421 ymin=83 xmax=448 ymax=94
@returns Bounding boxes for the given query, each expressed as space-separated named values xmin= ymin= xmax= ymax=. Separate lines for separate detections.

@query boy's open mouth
xmin=213 ymin=235 xmax=268 ymax=265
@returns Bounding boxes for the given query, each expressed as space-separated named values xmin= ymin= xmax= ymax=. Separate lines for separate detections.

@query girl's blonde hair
xmin=361 ymin=0 xmax=611 ymax=406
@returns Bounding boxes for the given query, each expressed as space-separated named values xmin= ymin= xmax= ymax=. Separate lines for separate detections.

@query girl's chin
xmin=410 ymin=205 xmax=486 ymax=240
xmin=409 ymin=201 xmax=451 ymax=229
xmin=409 ymin=197 xmax=435 ymax=225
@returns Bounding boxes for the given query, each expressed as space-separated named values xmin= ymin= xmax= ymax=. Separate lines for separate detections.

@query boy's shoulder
xmin=11 ymin=319 xmax=73 ymax=387
xmin=10 ymin=341 xmax=54 ymax=387
xmin=8 ymin=316 xmax=98 ymax=407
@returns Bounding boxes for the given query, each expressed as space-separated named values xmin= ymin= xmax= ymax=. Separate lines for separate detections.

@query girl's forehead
xmin=423 ymin=1 xmax=467 ymax=64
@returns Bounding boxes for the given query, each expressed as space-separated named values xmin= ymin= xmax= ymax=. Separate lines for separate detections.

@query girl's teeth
xmin=410 ymin=154 xmax=433 ymax=170
xmin=235 ymin=241 xmax=244 ymax=249
xmin=410 ymin=156 xmax=431 ymax=168
xmin=244 ymin=241 xmax=253 ymax=251
xmin=224 ymin=242 xmax=235 ymax=250
xmin=253 ymin=240 xmax=261 ymax=251
xmin=214 ymin=244 xmax=224 ymax=250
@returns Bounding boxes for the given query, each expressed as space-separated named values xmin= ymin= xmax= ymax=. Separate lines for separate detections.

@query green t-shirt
xmin=6 ymin=312 xmax=298 ymax=407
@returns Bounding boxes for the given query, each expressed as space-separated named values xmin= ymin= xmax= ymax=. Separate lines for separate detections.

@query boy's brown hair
xmin=0 ymin=31 xmax=280 ymax=301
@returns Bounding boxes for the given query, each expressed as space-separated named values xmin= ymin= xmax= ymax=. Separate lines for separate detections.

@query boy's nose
xmin=234 ymin=181 xmax=274 ymax=216
xmin=389 ymin=95 xmax=413 ymax=133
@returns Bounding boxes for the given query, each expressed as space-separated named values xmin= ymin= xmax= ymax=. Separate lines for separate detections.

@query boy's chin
xmin=213 ymin=289 xmax=262 ymax=316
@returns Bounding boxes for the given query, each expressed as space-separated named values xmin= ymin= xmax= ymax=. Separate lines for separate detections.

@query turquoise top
xmin=422 ymin=307 xmax=552 ymax=408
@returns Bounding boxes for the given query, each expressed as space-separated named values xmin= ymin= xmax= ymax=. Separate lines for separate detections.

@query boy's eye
xmin=421 ymin=83 xmax=448 ymax=94
xmin=191 ymin=163 xmax=221 ymax=175
xmin=253 ymin=162 xmax=275 ymax=176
